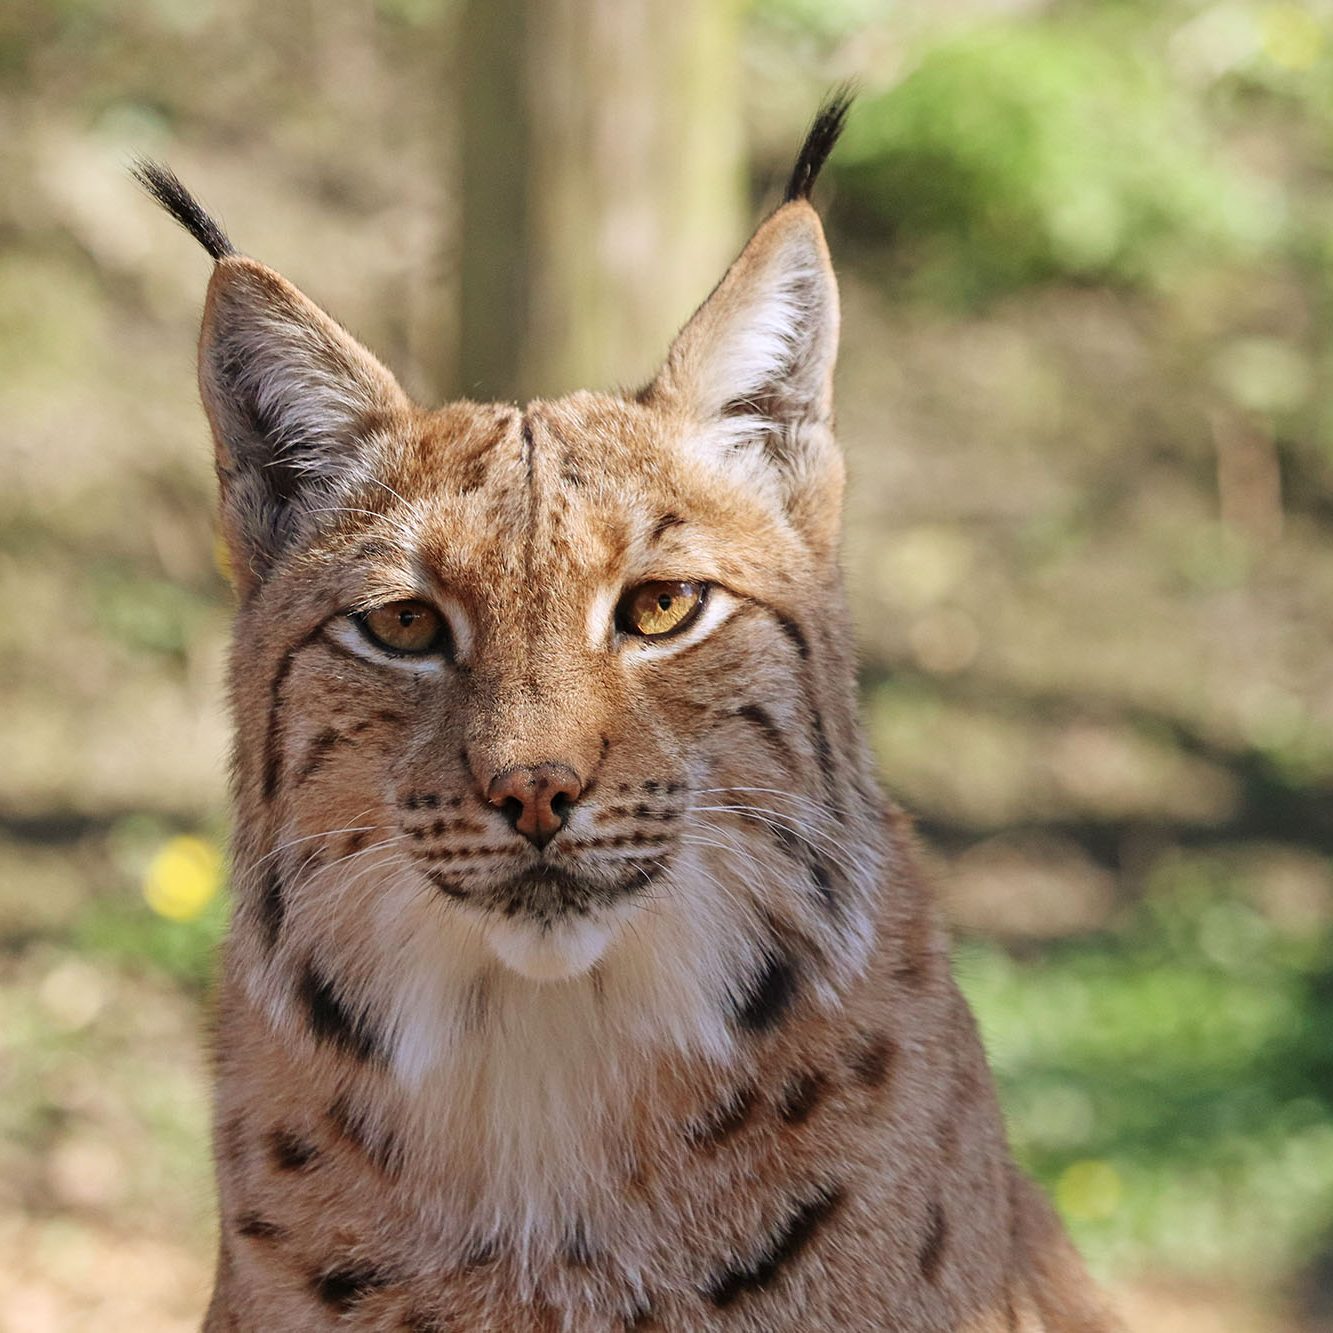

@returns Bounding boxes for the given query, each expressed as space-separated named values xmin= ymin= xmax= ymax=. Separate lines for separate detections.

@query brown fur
xmin=147 ymin=125 xmax=1118 ymax=1332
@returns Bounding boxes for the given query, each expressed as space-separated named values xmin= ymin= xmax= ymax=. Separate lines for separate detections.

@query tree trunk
xmin=454 ymin=0 xmax=744 ymax=402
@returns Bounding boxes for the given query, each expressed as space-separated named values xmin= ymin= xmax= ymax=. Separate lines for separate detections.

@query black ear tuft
xmin=783 ymin=86 xmax=855 ymax=205
xmin=130 ymin=158 xmax=236 ymax=261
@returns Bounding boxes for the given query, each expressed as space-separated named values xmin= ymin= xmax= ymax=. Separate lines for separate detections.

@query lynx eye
xmin=358 ymin=600 xmax=448 ymax=655
xmin=617 ymin=581 xmax=707 ymax=638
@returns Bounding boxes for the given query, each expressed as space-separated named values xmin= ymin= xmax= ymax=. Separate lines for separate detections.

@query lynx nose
xmin=487 ymin=764 xmax=584 ymax=850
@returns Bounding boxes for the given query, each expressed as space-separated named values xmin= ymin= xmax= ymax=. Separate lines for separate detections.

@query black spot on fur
xmin=733 ymin=950 xmax=799 ymax=1034
xmin=848 ymin=1031 xmax=897 ymax=1090
xmin=258 ymin=865 xmax=285 ymax=949
xmin=403 ymin=1313 xmax=446 ymax=1333
xmin=236 ymin=1212 xmax=286 ymax=1242
xmin=809 ymin=857 xmax=838 ymax=909
xmin=689 ymin=1085 xmax=759 ymax=1148
xmin=427 ymin=867 xmax=469 ymax=900
xmin=562 ymin=1219 xmax=594 ymax=1267
xmin=262 ymin=626 xmax=324 ymax=800
xmin=625 ymin=1297 xmax=658 ymax=1330
xmin=705 ymin=1186 xmax=844 ymax=1307
xmin=268 ymin=1128 xmax=319 ymax=1171
xmin=777 ymin=1070 xmax=828 ymax=1125
xmin=131 ymin=159 xmax=236 ymax=260
xmin=312 ymin=1262 xmax=392 ymax=1311
xmin=463 ymin=1239 xmax=498 ymax=1269
xmin=218 ymin=1113 xmax=246 ymax=1165
xmin=299 ymin=961 xmax=385 ymax=1065
xmin=918 ymin=1200 xmax=948 ymax=1283
xmin=296 ymin=726 xmax=345 ymax=784
xmin=756 ymin=602 xmax=811 ymax=659
xmin=328 ymin=1094 xmax=401 ymax=1175
xmin=733 ymin=703 xmax=802 ymax=775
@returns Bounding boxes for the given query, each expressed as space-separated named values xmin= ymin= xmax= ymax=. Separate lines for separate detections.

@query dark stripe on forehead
xmin=651 ymin=512 xmax=686 ymax=541
xmin=521 ymin=416 xmax=535 ymax=486
xmin=453 ymin=409 xmax=518 ymax=494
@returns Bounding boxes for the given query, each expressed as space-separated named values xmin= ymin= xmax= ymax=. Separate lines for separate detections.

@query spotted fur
xmin=139 ymin=97 xmax=1118 ymax=1331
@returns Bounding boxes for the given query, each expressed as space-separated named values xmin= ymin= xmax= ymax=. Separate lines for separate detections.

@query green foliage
xmin=834 ymin=23 xmax=1279 ymax=303
xmin=961 ymin=853 xmax=1333 ymax=1280
xmin=73 ymin=890 xmax=226 ymax=994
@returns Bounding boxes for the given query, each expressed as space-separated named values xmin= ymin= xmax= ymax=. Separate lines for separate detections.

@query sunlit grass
xmin=960 ymin=856 xmax=1333 ymax=1283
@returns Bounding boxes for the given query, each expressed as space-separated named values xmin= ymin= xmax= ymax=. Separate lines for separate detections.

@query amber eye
xmin=617 ymin=581 xmax=707 ymax=639
xmin=358 ymin=600 xmax=448 ymax=655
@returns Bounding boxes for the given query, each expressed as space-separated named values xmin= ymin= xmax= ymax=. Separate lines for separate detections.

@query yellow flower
xmin=1056 ymin=1159 xmax=1122 ymax=1222
xmin=142 ymin=835 xmax=221 ymax=922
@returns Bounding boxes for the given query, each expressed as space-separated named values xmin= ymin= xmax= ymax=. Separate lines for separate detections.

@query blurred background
xmin=1 ymin=0 xmax=1331 ymax=1328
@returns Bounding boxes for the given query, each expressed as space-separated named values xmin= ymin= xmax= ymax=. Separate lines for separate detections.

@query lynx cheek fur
xmin=136 ymin=97 xmax=1116 ymax=1332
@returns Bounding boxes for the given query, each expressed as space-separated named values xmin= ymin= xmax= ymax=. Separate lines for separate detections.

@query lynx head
xmin=136 ymin=93 xmax=883 ymax=1087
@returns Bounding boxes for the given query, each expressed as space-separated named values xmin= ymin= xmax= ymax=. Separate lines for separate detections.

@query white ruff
xmin=245 ymin=839 xmax=778 ymax=1264
xmin=482 ymin=912 xmax=616 ymax=982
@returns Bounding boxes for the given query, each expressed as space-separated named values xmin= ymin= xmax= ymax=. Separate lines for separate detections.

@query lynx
xmin=136 ymin=95 xmax=1117 ymax=1331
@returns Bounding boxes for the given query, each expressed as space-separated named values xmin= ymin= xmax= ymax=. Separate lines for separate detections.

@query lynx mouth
xmin=499 ymin=865 xmax=601 ymax=914
xmin=477 ymin=864 xmax=655 ymax=981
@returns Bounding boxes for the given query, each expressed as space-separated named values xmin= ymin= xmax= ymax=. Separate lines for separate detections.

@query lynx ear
xmin=199 ymin=257 xmax=411 ymax=593
xmin=654 ymin=201 xmax=839 ymax=432
xmin=646 ymin=91 xmax=851 ymax=550
xmin=649 ymin=201 xmax=842 ymax=544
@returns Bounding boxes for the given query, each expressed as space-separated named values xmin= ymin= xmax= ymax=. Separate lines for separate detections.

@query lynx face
xmin=243 ymin=383 xmax=843 ymax=991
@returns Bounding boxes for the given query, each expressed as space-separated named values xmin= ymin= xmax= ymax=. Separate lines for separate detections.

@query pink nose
xmin=487 ymin=764 xmax=584 ymax=849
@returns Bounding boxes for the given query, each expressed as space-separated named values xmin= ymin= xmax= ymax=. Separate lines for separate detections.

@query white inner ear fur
xmin=690 ymin=234 xmax=831 ymax=424
xmin=663 ymin=206 xmax=839 ymax=450
xmin=201 ymin=260 xmax=407 ymax=501
xmin=239 ymin=315 xmax=371 ymax=458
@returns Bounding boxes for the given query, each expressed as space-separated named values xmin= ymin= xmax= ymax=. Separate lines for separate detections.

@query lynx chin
xmin=135 ymin=92 xmax=1118 ymax=1331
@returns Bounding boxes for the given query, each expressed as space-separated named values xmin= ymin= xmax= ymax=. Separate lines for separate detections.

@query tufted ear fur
xmin=643 ymin=90 xmax=851 ymax=552
xmin=199 ymin=257 xmax=411 ymax=595
xmin=647 ymin=200 xmax=843 ymax=551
